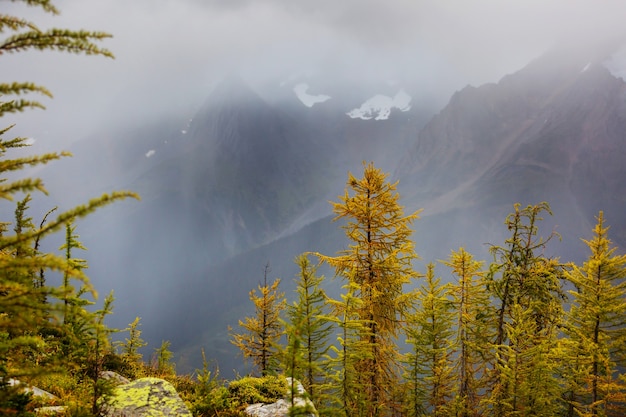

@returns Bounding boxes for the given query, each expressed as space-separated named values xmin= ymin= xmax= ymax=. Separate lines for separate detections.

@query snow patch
xmin=145 ymin=149 xmax=156 ymax=158
xmin=603 ymin=46 xmax=626 ymax=81
xmin=347 ymin=90 xmax=412 ymax=120
xmin=293 ymin=83 xmax=331 ymax=107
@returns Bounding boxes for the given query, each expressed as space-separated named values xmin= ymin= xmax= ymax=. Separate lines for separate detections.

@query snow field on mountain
xmin=347 ymin=90 xmax=412 ymax=120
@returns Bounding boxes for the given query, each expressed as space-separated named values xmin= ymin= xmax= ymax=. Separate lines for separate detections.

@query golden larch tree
xmin=315 ymin=162 xmax=421 ymax=417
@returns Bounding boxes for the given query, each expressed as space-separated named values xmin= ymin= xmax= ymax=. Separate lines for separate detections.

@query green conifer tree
xmin=488 ymin=302 xmax=563 ymax=416
xmin=562 ymin=212 xmax=626 ymax=416
xmin=88 ymin=291 xmax=116 ymax=416
xmin=60 ymin=220 xmax=88 ymax=326
xmin=285 ymin=254 xmax=333 ymax=404
xmin=282 ymin=312 xmax=311 ymax=417
xmin=324 ymin=279 xmax=371 ymax=417
xmin=403 ymin=263 xmax=455 ymax=417
xmin=0 ymin=1 xmax=138 ymax=411
xmin=152 ymin=340 xmax=176 ymax=377
xmin=442 ymin=247 xmax=492 ymax=417
xmin=120 ymin=316 xmax=147 ymax=378
xmin=485 ymin=202 xmax=565 ymax=416
xmin=315 ymin=162 xmax=421 ymax=417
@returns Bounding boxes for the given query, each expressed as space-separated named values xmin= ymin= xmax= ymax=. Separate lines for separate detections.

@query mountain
xmin=175 ymin=44 xmax=626 ymax=375
xmin=30 ymin=43 xmax=626 ymax=377
xmin=395 ymin=43 xmax=626 ymax=259
xmin=129 ymin=75 xmax=333 ymax=258
xmin=29 ymin=73 xmax=430 ymax=372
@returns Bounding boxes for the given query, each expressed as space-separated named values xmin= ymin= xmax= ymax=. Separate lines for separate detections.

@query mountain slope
xmin=396 ymin=45 xmax=626 ymax=245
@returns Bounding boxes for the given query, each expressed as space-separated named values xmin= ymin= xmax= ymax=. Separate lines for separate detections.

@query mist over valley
xmin=5 ymin=0 xmax=626 ymax=379
xmin=17 ymin=38 xmax=624 ymax=376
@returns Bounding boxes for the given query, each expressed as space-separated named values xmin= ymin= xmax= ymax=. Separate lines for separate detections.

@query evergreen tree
xmin=282 ymin=313 xmax=309 ymax=417
xmin=488 ymin=302 xmax=564 ymax=416
xmin=315 ymin=162 xmax=421 ymax=416
xmin=485 ymin=202 xmax=565 ymax=416
xmin=119 ymin=316 xmax=147 ymax=379
xmin=403 ymin=263 xmax=455 ymax=417
xmin=54 ymin=227 xmax=118 ymax=413
xmin=324 ymin=280 xmax=371 ymax=417
xmin=12 ymin=195 xmax=37 ymax=294
xmin=152 ymin=340 xmax=176 ymax=377
xmin=562 ymin=212 xmax=626 ymax=416
xmin=442 ymin=247 xmax=492 ymax=417
xmin=231 ymin=263 xmax=285 ymax=376
xmin=0 ymin=1 xmax=137 ymax=411
xmin=88 ymin=292 xmax=116 ymax=416
xmin=59 ymin=220 xmax=88 ymax=326
xmin=285 ymin=254 xmax=333 ymax=404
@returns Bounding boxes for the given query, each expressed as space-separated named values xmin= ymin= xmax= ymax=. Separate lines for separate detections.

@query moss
xmin=228 ymin=375 xmax=287 ymax=406
xmin=106 ymin=377 xmax=191 ymax=417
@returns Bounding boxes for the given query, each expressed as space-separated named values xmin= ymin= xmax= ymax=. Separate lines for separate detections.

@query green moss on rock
xmin=105 ymin=377 xmax=191 ymax=417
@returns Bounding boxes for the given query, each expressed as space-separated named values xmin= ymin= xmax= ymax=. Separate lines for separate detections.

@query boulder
xmin=7 ymin=379 xmax=66 ymax=415
xmin=245 ymin=378 xmax=317 ymax=417
xmin=7 ymin=378 xmax=58 ymax=400
xmin=100 ymin=370 xmax=130 ymax=385
xmin=104 ymin=377 xmax=192 ymax=417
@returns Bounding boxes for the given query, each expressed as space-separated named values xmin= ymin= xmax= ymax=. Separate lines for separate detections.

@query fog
xmin=4 ymin=0 xmax=625 ymax=149
xmin=4 ymin=0 xmax=626 ymax=375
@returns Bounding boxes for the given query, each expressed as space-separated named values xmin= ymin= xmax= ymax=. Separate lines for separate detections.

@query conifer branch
xmin=10 ymin=0 xmax=59 ymax=15
xmin=0 ymin=177 xmax=47 ymax=199
xmin=0 ymin=151 xmax=70 ymax=175
xmin=0 ymin=15 xmax=39 ymax=34
xmin=0 ymin=191 xmax=140 ymax=250
xmin=0 ymin=29 xmax=113 ymax=57
xmin=0 ymin=82 xmax=52 ymax=98
xmin=0 ymin=99 xmax=46 ymax=114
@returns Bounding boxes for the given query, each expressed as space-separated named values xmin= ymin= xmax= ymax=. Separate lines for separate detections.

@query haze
xmin=3 ymin=0 xmax=624 ymax=149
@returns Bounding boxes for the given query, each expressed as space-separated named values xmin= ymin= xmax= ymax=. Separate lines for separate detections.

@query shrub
xmin=228 ymin=375 xmax=287 ymax=407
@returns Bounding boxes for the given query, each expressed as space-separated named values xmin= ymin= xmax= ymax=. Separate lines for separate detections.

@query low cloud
xmin=3 ymin=0 xmax=625 ymax=147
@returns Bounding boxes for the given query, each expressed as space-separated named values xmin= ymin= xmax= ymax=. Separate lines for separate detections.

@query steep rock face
xmin=183 ymin=76 xmax=329 ymax=250
xmin=396 ymin=45 xmax=626 ymax=246
xmin=397 ymin=47 xmax=597 ymax=203
xmin=478 ymin=61 xmax=626 ymax=245
xmin=124 ymin=76 xmax=333 ymax=263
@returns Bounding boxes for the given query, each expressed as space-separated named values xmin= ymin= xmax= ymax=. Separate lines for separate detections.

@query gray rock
xmin=100 ymin=370 xmax=131 ymax=385
xmin=104 ymin=377 xmax=192 ymax=417
xmin=7 ymin=378 xmax=58 ymax=400
xmin=245 ymin=378 xmax=317 ymax=417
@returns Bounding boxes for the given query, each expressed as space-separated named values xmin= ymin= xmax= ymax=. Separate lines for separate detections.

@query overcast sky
xmin=3 ymin=0 xmax=626 ymax=147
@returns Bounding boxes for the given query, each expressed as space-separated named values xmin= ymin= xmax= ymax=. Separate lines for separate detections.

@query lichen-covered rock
xmin=244 ymin=378 xmax=317 ymax=417
xmin=104 ymin=377 xmax=191 ymax=417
